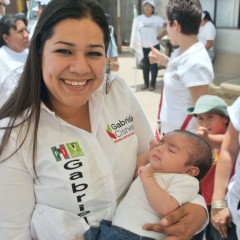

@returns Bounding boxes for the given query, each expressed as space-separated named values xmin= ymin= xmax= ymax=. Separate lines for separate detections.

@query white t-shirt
xmin=0 ymin=75 xmax=154 ymax=240
xmin=198 ymin=21 xmax=216 ymax=61
xmin=112 ymin=173 xmax=199 ymax=239
xmin=226 ymin=97 xmax=240 ymax=227
xmin=0 ymin=75 xmax=208 ymax=240
xmin=136 ymin=14 xmax=165 ymax=48
xmin=160 ymin=42 xmax=214 ymax=134
xmin=0 ymin=45 xmax=28 ymax=108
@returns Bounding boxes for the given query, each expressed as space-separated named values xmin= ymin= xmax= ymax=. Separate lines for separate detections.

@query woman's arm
xmin=189 ymin=85 xmax=209 ymax=105
xmin=148 ymin=46 xmax=169 ymax=67
xmin=212 ymin=122 xmax=239 ymax=201
xmin=143 ymin=202 xmax=207 ymax=240
xmin=0 ymin=141 xmax=35 ymax=240
xmin=205 ymin=40 xmax=214 ymax=50
xmin=211 ymin=122 xmax=239 ymax=238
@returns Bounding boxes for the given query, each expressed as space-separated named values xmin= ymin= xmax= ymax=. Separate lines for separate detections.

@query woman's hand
xmin=211 ymin=207 xmax=232 ymax=239
xmin=148 ymin=46 xmax=168 ymax=65
xmin=143 ymin=203 xmax=207 ymax=240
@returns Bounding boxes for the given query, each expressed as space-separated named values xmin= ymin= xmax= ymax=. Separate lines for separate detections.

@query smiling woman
xmin=0 ymin=0 xmax=209 ymax=240
xmin=41 ymin=18 xmax=106 ymax=129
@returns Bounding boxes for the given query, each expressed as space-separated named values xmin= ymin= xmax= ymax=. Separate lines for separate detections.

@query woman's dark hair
xmin=0 ymin=13 xmax=28 ymax=47
xmin=0 ymin=0 xmax=110 ymax=168
xmin=166 ymin=0 xmax=202 ymax=35
xmin=202 ymin=10 xmax=214 ymax=24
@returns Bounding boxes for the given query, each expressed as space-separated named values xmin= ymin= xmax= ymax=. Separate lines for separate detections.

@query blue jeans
xmin=142 ymin=44 xmax=160 ymax=88
xmin=83 ymin=220 xmax=154 ymax=240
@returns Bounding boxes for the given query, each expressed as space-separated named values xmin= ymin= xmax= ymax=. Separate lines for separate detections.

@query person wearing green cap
xmin=188 ymin=94 xmax=231 ymax=240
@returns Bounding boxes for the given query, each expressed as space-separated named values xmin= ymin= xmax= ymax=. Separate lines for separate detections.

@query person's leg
xmin=149 ymin=44 xmax=160 ymax=90
xmin=142 ymin=47 xmax=150 ymax=89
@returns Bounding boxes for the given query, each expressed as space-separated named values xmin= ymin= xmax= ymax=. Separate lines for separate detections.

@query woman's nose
xmin=69 ymin=55 xmax=90 ymax=74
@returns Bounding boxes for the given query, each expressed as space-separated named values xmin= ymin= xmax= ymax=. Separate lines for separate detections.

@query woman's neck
xmin=144 ymin=13 xmax=152 ymax=18
xmin=51 ymin=102 xmax=91 ymax=131
xmin=178 ymin=35 xmax=198 ymax=55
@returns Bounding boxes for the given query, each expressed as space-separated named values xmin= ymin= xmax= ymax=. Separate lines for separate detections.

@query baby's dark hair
xmin=173 ymin=130 xmax=212 ymax=181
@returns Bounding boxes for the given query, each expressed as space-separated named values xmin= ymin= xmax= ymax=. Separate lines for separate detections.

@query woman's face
xmin=42 ymin=18 xmax=107 ymax=113
xmin=3 ymin=19 xmax=29 ymax=52
xmin=144 ymin=3 xmax=153 ymax=17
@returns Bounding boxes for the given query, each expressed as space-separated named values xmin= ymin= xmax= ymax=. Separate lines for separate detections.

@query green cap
xmin=187 ymin=95 xmax=229 ymax=117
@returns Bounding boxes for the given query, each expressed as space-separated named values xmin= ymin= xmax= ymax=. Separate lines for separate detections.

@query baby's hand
xmin=138 ymin=166 xmax=153 ymax=181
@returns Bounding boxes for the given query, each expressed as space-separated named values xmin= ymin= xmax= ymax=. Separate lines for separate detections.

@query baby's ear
xmin=185 ymin=166 xmax=200 ymax=177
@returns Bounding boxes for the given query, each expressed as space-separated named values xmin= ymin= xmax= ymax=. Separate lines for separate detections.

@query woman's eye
xmin=55 ymin=49 xmax=71 ymax=55
xmin=88 ymin=51 xmax=103 ymax=57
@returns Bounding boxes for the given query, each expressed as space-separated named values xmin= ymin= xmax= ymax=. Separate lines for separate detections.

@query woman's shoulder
xmin=105 ymin=74 xmax=132 ymax=96
xmin=0 ymin=111 xmax=30 ymax=134
xmin=0 ymin=46 xmax=8 ymax=58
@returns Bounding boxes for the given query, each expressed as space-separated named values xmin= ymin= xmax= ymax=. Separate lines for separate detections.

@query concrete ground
xmin=117 ymin=49 xmax=163 ymax=132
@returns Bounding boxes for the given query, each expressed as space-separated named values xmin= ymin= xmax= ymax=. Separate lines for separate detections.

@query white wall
xmin=215 ymin=29 xmax=240 ymax=54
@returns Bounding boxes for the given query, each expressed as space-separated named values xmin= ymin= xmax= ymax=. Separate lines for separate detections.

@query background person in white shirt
xmin=105 ymin=13 xmax=119 ymax=72
xmin=0 ymin=1 xmax=209 ymax=239
xmin=0 ymin=0 xmax=10 ymax=18
xmin=0 ymin=13 xmax=29 ymax=108
xmin=198 ymin=11 xmax=216 ymax=62
xmin=29 ymin=0 xmax=51 ymax=39
xmin=149 ymin=0 xmax=214 ymax=135
xmin=130 ymin=0 xmax=165 ymax=91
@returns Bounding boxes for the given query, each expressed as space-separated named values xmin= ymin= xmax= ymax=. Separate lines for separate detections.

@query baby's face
xmin=148 ymin=132 xmax=190 ymax=174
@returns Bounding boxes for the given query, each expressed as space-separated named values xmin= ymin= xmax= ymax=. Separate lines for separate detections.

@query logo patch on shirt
xmin=51 ymin=141 xmax=84 ymax=162
xmin=50 ymin=141 xmax=89 ymax=222
xmin=106 ymin=115 xmax=135 ymax=143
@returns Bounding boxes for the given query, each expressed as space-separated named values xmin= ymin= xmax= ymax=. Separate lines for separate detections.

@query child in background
xmin=187 ymin=95 xmax=229 ymax=240
xmin=82 ymin=130 xmax=212 ymax=240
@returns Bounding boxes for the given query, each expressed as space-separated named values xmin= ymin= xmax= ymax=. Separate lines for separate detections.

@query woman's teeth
xmin=64 ymin=80 xmax=87 ymax=86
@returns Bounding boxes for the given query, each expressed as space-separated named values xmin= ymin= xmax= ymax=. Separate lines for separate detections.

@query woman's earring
xmin=105 ymin=60 xmax=112 ymax=94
